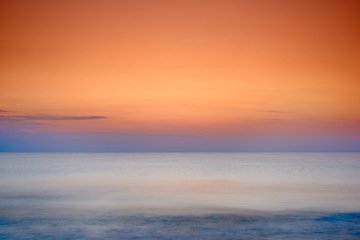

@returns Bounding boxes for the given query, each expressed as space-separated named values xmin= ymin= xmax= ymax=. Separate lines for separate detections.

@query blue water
xmin=0 ymin=153 xmax=359 ymax=239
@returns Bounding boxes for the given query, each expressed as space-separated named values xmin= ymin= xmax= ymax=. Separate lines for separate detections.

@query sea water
xmin=0 ymin=152 xmax=359 ymax=239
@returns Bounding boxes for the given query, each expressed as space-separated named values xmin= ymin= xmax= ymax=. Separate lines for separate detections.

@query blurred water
xmin=0 ymin=152 xmax=359 ymax=239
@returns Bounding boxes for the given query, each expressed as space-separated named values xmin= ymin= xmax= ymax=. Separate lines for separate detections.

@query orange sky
xmin=1 ymin=0 xmax=360 ymax=139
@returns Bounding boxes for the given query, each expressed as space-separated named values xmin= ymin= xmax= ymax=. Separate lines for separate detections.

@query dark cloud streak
xmin=14 ymin=115 xmax=107 ymax=121
xmin=0 ymin=115 xmax=107 ymax=121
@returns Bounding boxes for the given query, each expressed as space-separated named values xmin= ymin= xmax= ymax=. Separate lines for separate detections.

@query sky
xmin=0 ymin=0 xmax=360 ymax=151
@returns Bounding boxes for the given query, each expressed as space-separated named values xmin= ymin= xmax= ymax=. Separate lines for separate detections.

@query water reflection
xmin=0 ymin=153 xmax=359 ymax=239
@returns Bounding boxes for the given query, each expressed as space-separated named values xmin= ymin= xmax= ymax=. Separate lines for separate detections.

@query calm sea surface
xmin=0 ymin=153 xmax=359 ymax=239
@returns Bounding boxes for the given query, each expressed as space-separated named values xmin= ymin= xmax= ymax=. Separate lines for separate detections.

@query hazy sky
xmin=1 ymin=0 xmax=359 ymax=151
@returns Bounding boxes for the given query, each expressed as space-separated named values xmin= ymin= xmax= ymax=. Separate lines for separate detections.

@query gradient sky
xmin=1 ymin=0 xmax=360 ymax=151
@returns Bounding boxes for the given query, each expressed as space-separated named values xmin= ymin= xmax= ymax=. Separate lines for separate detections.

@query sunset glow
xmin=1 ymin=0 xmax=359 ymax=151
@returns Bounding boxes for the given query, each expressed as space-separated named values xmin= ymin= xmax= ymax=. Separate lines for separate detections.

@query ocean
xmin=0 ymin=152 xmax=359 ymax=239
